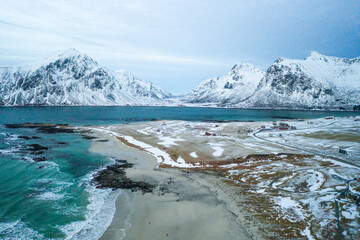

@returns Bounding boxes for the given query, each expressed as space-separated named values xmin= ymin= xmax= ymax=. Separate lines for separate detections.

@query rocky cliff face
xmin=0 ymin=49 xmax=171 ymax=106
xmin=240 ymin=52 xmax=360 ymax=110
xmin=183 ymin=63 xmax=265 ymax=106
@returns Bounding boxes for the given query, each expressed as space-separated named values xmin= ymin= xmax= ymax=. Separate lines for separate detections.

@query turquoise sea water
xmin=0 ymin=106 xmax=357 ymax=239
xmin=0 ymin=106 xmax=357 ymax=125
xmin=0 ymin=125 xmax=112 ymax=239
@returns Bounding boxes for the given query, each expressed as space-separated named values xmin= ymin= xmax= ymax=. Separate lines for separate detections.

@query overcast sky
xmin=0 ymin=0 xmax=359 ymax=93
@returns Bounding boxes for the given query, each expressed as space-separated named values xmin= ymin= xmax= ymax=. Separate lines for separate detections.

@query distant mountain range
xmin=0 ymin=49 xmax=359 ymax=110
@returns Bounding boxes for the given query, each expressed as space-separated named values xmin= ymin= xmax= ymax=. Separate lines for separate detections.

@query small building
xmin=339 ymin=149 xmax=348 ymax=155
xmin=204 ymin=132 xmax=211 ymax=136
xmin=290 ymin=126 xmax=297 ymax=130
xmin=279 ymin=123 xmax=290 ymax=130
xmin=261 ymin=126 xmax=266 ymax=129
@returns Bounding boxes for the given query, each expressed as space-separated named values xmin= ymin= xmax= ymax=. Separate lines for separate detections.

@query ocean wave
xmin=0 ymin=148 xmax=17 ymax=155
xmin=59 ymin=170 xmax=123 ymax=240
xmin=0 ymin=220 xmax=44 ymax=240
xmin=36 ymin=191 xmax=66 ymax=201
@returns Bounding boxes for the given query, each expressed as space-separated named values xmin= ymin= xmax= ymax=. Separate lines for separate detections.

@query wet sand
xmin=89 ymin=129 xmax=252 ymax=240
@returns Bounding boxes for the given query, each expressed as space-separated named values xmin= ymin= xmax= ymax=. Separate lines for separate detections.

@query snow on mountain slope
xmin=0 ymin=49 xmax=171 ymax=106
xmin=239 ymin=52 xmax=360 ymax=110
xmin=183 ymin=63 xmax=265 ymax=105
xmin=115 ymin=70 xmax=173 ymax=100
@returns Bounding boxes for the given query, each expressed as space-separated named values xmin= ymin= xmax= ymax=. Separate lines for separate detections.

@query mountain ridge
xmin=0 ymin=49 xmax=172 ymax=106
xmin=0 ymin=49 xmax=359 ymax=110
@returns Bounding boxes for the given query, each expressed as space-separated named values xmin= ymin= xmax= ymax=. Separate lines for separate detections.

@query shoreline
xmin=84 ymin=115 xmax=360 ymax=239
xmin=88 ymin=127 xmax=253 ymax=240
xmin=1 ymin=116 xmax=358 ymax=239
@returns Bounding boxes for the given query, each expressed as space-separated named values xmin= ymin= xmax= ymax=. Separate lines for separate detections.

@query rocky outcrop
xmin=91 ymin=160 xmax=154 ymax=193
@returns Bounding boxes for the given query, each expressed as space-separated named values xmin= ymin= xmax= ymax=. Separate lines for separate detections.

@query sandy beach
xmin=89 ymin=129 xmax=251 ymax=240
xmin=86 ymin=116 xmax=360 ymax=240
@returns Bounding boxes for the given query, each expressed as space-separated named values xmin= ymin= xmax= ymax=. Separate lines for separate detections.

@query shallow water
xmin=0 ymin=125 xmax=112 ymax=239
xmin=0 ymin=106 xmax=357 ymax=239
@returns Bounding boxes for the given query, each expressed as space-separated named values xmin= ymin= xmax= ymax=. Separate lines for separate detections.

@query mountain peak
xmin=305 ymin=51 xmax=328 ymax=61
xmin=58 ymin=48 xmax=82 ymax=57
xmin=231 ymin=63 xmax=255 ymax=70
xmin=43 ymin=48 xmax=87 ymax=62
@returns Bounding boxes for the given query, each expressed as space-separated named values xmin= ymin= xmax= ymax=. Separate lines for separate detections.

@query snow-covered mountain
xmin=183 ymin=63 xmax=265 ymax=106
xmin=0 ymin=49 xmax=172 ymax=106
xmin=182 ymin=52 xmax=360 ymax=110
xmin=115 ymin=70 xmax=172 ymax=100
xmin=240 ymin=52 xmax=360 ymax=110
xmin=1 ymin=49 xmax=359 ymax=110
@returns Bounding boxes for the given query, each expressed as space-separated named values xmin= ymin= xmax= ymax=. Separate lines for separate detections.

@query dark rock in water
xmin=36 ymin=125 xmax=74 ymax=134
xmin=5 ymin=123 xmax=74 ymax=134
xmin=34 ymin=151 xmax=44 ymax=155
xmin=18 ymin=135 xmax=31 ymax=140
xmin=57 ymin=142 xmax=66 ymax=145
xmin=4 ymin=123 xmax=26 ymax=129
xmin=39 ymin=165 xmax=44 ymax=169
xmin=25 ymin=144 xmax=49 ymax=155
xmin=96 ymin=139 xmax=109 ymax=143
xmin=82 ymin=135 xmax=98 ymax=140
xmin=33 ymin=157 xmax=47 ymax=162
xmin=27 ymin=144 xmax=49 ymax=152
xmin=92 ymin=161 xmax=153 ymax=193
xmin=18 ymin=135 xmax=41 ymax=140
xmin=80 ymin=130 xmax=92 ymax=134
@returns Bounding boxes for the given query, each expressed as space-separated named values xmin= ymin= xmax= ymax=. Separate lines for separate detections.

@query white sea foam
xmin=0 ymin=220 xmax=44 ymax=240
xmin=6 ymin=134 xmax=19 ymax=141
xmin=37 ymin=192 xmax=65 ymax=201
xmin=62 ymin=171 xmax=130 ymax=240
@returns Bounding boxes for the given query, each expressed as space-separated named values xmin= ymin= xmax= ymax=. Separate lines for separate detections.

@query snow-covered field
xmin=91 ymin=116 xmax=360 ymax=239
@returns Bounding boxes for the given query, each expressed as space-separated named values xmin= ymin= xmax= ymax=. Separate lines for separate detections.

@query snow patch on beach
xmin=275 ymin=196 xmax=307 ymax=221
xmin=137 ymin=129 xmax=150 ymax=135
xmin=208 ymin=143 xmax=224 ymax=157
xmin=158 ymin=136 xmax=185 ymax=147
xmin=190 ymin=152 xmax=198 ymax=158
